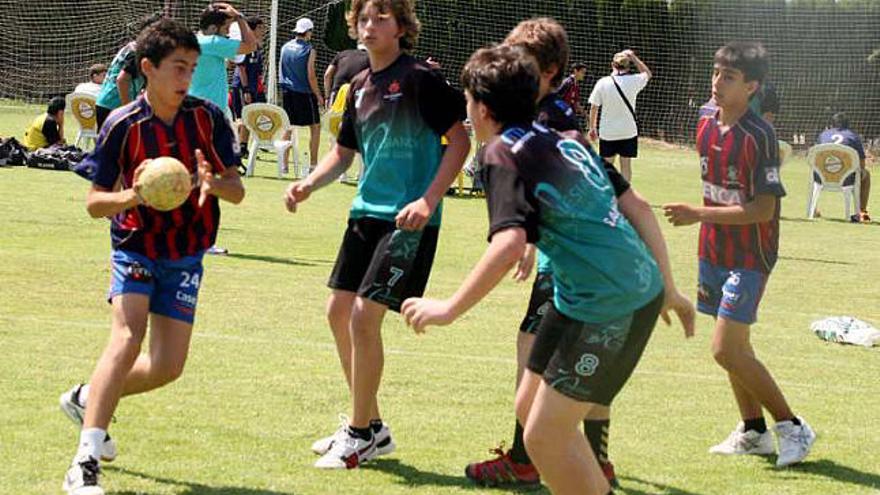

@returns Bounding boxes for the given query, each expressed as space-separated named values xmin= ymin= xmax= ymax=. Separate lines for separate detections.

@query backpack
xmin=26 ymin=145 xmax=85 ymax=171
xmin=0 ymin=137 xmax=29 ymax=166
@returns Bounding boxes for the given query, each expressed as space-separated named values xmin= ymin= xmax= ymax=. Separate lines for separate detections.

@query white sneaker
xmin=709 ymin=422 xmax=775 ymax=455
xmin=314 ymin=428 xmax=377 ymax=469
xmin=62 ymin=455 xmax=104 ymax=495
xmin=312 ymin=415 xmax=395 ymax=457
xmin=59 ymin=385 xmax=118 ymax=462
xmin=775 ymin=417 xmax=816 ymax=467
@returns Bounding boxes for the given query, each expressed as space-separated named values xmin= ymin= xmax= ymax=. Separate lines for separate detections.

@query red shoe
xmin=464 ymin=446 xmax=540 ymax=487
xmin=601 ymin=461 xmax=620 ymax=489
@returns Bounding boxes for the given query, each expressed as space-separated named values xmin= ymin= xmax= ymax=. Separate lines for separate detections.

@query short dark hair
xmin=88 ymin=63 xmax=108 ymax=78
xmin=572 ymin=62 xmax=587 ymax=72
xmin=247 ymin=16 xmax=264 ymax=30
xmin=461 ymin=45 xmax=539 ymax=127
xmin=136 ymin=18 xmax=201 ymax=72
xmin=47 ymin=96 xmax=66 ymax=115
xmin=714 ymin=41 xmax=769 ymax=83
xmin=200 ymin=4 xmax=230 ymax=31
xmin=831 ymin=112 xmax=850 ymax=129
xmin=503 ymin=18 xmax=570 ymax=87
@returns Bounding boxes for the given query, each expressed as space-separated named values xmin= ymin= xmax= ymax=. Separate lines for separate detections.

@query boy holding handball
xmin=59 ymin=19 xmax=244 ymax=495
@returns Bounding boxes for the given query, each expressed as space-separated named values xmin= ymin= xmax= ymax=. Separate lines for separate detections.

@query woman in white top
xmin=588 ymin=50 xmax=652 ymax=181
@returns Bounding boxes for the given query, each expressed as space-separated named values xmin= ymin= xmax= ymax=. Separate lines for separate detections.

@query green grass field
xmin=1 ymin=100 xmax=879 ymax=494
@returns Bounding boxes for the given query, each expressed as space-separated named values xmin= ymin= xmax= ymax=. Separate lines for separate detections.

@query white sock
xmin=78 ymin=384 xmax=90 ymax=407
xmin=77 ymin=428 xmax=105 ymax=460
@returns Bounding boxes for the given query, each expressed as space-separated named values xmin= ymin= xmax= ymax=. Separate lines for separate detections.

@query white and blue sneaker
xmin=709 ymin=422 xmax=775 ymax=455
xmin=59 ymin=384 xmax=118 ymax=462
xmin=311 ymin=415 xmax=395 ymax=457
xmin=314 ymin=428 xmax=377 ymax=469
xmin=62 ymin=455 xmax=103 ymax=495
xmin=775 ymin=417 xmax=816 ymax=467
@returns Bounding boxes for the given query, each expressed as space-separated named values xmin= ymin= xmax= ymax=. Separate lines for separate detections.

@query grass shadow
xmin=225 ymin=252 xmax=333 ymax=267
xmin=619 ymin=475 xmax=709 ymax=495
xmin=364 ymin=458 xmax=548 ymax=493
xmin=107 ymin=466 xmax=297 ymax=494
xmin=762 ymin=458 xmax=880 ymax=490
xmin=777 ymin=255 xmax=854 ymax=266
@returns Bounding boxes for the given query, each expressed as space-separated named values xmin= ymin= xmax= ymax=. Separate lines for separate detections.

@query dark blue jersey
xmin=817 ymin=128 xmax=865 ymax=160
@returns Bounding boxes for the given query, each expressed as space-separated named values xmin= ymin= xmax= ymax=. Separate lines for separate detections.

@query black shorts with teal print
xmin=519 ymin=271 xmax=554 ymax=334
xmin=328 ymin=217 xmax=439 ymax=312
xmin=527 ymin=291 xmax=663 ymax=405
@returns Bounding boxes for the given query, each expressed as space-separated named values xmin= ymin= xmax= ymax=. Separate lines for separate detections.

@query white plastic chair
xmin=805 ymin=143 xmax=860 ymax=219
xmin=66 ymin=92 xmax=99 ymax=150
xmin=241 ymin=103 xmax=300 ymax=178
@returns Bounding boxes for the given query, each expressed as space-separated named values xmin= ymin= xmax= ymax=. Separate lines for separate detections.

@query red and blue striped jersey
xmin=83 ymin=95 xmax=239 ymax=260
xmin=696 ymin=106 xmax=786 ymax=273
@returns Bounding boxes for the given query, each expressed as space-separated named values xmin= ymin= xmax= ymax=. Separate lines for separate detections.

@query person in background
xmin=23 ymin=96 xmax=66 ymax=150
xmin=75 ymin=64 xmax=108 ymax=98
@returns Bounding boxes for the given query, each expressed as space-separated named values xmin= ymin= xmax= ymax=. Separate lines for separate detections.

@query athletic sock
xmin=369 ymin=419 xmax=383 ymax=434
xmin=743 ymin=417 xmax=767 ymax=434
xmin=348 ymin=425 xmax=373 ymax=441
xmin=584 ymin=419 xmax=610 ymax=464
xmin=77 ymin=428 xmax=105 ymax=460
xmin=509 ymin=420 xmax=532 ymax=464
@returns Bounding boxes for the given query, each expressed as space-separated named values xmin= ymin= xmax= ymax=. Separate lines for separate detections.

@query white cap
xmin=294 ymin=18 xmax=314 ymax=34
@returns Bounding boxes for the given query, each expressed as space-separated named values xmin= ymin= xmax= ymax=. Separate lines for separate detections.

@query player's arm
xmin=618 ymin=189 xmax=695 ymax=337
xmin=663 ymin=194 xmax=777 ymax=226
xmin=323 ymin=63 xmax=336 ymax=104
xmin=307 ymin=50 xmax=324 ymax=107
xmin=396 ymin=122 xmax=469 ymax=230
xmin=86 ymin=160 xmax=148 ymax=218
xmin=117 ymin=71 xmax=133 ymax=105
xmin=214 ymin=3 xmax=256 ymax=55
xmin=402 ymin=227 xmax=526 ymax=333
xmin=589 ymin=104 xmax=600 ymax=140
xmin=625 ymin=49 xmax=652 ymax=80
xmin=284 ymin=144 xmax=355 ymax=213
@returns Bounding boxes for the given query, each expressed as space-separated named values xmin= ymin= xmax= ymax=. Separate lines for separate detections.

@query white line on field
xmin=5 ymin=315 xmax=876 ymax=395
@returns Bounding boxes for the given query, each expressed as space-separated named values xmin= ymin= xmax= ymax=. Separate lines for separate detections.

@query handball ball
xmin=136 ymin=157 xmax=192 ymax=211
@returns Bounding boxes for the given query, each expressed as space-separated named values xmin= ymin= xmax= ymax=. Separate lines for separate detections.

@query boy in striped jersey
xmin=663 ymin=41 xmax=815 ymax=467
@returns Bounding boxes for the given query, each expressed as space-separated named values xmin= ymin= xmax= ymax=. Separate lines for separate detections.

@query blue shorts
xmin=108 ymin=250 xmax=205 ymax=324
xmin=697 ymin=259 xmax=768 ymax=325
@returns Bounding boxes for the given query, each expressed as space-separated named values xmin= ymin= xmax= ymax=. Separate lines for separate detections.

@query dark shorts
xmin=519 ymin=271 xmax=554 ymax=334
xmin=599 ymin=137 xmax=638 ymax=158
xmin=697 ymin=259 xmax=768 ymax=325
xmin=108 ymin=249 xmax=205 ymax=324
xmin=96 ymin=105 xmax=112 ymax=130
xmin=283 ymin=90 xmax=321 ymax=126
xmin=527 ymin=291 xmax=663 ymax=405
xmin=230 ymin=87 xmax=266 ymax=120
xmin=328 ymin=217 xmax=439 ymax=313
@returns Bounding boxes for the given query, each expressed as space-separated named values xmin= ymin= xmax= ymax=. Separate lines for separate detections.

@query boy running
xmin=464 ymin=18 xmax=628 ymax=488
xmin=59 ymin=19 xmax=245 ymax=495
xmin=283 ymin=0 xmax=469 ymax=469
xmin=663 ymin=41 xmax=815 ymax=467
xmin=403 ymin=44 xmax=693 ymax=495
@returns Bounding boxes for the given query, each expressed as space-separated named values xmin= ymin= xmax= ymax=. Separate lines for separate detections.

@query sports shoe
xmin=314 ymin=428 xmax=377 ymax=469
xmin=709 ymin=422 xmax=775 ymax=455
xmin=464 ymin=446 xmax=540 ymax=487
xmin=206 ymin=245 xmax=229 ymax=255
xmin=775 ymin=418 xmax=816 ymax=467
xmin=600 ymin=461 xmax=620 ymax=489
xmin=59 ymin=385 xmax=118 ymax=462
xmin=62 ymin=455 xmax=104 ymax=495
xmin=311 ymin=415 xmax=395 ymax=457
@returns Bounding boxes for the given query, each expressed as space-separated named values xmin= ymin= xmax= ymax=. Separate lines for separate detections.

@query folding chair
xmin=805 ymin=143 xmax=860 ymax=219
xmin=66 ymin=92 xmax=99 ymax=150
xmin=241 ymin=103 xmax=300 ymax=178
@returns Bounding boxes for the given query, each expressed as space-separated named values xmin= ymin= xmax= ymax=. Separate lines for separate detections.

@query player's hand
xmin=660 ymin=288 xmax=696 ymax=338
xmin=214 ymin=2 xmax=240 ymax=18
xmin=316 ymin=94 xmax=325 ymax=108
xmin=131 ymin=159 xmax=151 ymax=205
xmin=588 ymin=129 xmax=598 ymax=142
xmin=401 ymin=297 xmax=455 ymax=334
xmin=622 ymin=49 xmax=636 ymax=58
xmin=396 ymin=197 xmax=433 ymax=231
xmin=425 ymin=57 xmax=441 ymax=70
xmin=513 ymin=244 xmax=536 ymax=282
xmin=662 ymin=203 xmax=701 ymax=226
xmin=284 ymin=180 xmax=312 ymax=213
xmin=195 ymin=149 xmax=216 ymax=208
xmin=243 ymin=92 xmax=253 ymax=105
